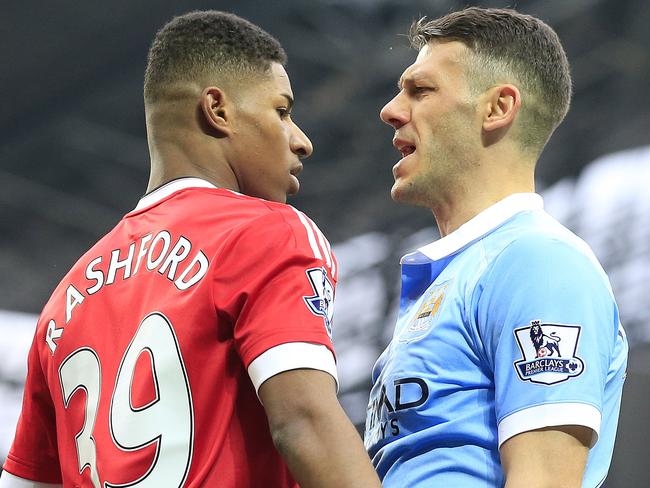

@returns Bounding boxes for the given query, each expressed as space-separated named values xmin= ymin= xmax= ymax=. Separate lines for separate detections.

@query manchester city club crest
xmin=513 ymin=320 xmax=584 ymax=385
xmin=398 ymin=281 xmax=449 ymax=343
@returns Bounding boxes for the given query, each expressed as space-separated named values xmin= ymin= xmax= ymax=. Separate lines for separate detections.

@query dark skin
xmin=260 ymin=370 xmax=382 ymax=488
xmin=145 ymin=64 xmax=311 ymax=203
xmin=144 ymin=63 xmax=381 ymax=488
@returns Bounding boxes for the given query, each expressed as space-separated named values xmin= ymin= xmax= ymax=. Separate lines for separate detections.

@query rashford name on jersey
xmin=46 ymin=229 xmax=208 ymax=354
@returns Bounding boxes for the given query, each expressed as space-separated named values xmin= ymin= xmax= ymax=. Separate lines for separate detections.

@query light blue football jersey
xmin=364 ymin=193 xmax=628 ymax=487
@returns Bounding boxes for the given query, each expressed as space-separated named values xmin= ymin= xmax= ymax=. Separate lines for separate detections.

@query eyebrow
xmin=397 ymin=74 xmax=417 ymax=91
xmin=281 ymin=93 xmax=294 ymax=110
xmin=397 ymin=72 xmax=434 ymax=91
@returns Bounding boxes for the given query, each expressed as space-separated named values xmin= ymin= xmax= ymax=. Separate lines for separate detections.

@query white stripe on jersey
xmin=319 ymin=231 xmax=336 ymax=278
xmin=292 ymin=207 xmax=323 ymax=260
xmin=313 ymin=223 xmax=332 ymax=268
xmin=291 ymin=207 xmax=336 ymax=278
xmin=312 ymin=221 xmax=337 ymax=278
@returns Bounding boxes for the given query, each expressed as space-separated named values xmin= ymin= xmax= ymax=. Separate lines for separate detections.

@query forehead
xmin=236 ymin=62 xmax=292 ymax=104
xmin=399 ymin=40 xmax=469 ymax=86
xmin=267 ymin=62 xmax=292 ymax=94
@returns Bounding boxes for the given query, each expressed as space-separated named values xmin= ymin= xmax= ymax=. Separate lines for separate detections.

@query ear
xmin=482 ymin=84 xmax=521 ymax=132
xmin=200 ymin=86 xmax=232 ymax=136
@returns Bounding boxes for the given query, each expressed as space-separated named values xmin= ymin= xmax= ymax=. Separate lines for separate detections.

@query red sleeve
xmin=3 ymin=332 xmax=62 ymax=483
xmin=212 ymin=208 xmax=337 ymax=368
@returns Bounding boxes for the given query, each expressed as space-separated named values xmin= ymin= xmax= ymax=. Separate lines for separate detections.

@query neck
xmin=432 ymin=158 xmax=535 ymax=237
xmin=145 ymin=104 xmax=239 ymax=194
xmin=146 ymin=135 xmax=239 ymax=193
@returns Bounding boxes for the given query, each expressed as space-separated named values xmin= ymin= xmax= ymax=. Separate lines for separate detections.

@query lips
xmin=287 ymin=163 xmax=303 ymax=195
xmin=290 ymin=163 xmax=303 ymax=177
xmin=393 ymin=138 xmax=417 ymax=159
xmin=400 ymin=145 xmax=416 ymax=158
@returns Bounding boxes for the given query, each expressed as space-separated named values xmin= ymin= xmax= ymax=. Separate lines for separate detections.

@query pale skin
xmin=381 ymin=41 xmax=535 ymax=236
xmin=381 ymin=40 xmax=591 ymax=486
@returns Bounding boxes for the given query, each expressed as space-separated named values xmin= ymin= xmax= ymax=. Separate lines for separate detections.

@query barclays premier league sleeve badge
xmin=303 ymin=267 xmax=334 ymax=339
xmin=513 ymin=320 xmax=584 ymax=385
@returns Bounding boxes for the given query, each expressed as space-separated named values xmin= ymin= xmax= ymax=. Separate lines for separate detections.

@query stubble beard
xmin=391 ymin=148 xmax=448 ymax=210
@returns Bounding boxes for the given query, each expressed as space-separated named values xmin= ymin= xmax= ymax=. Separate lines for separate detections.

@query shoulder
xmin=140 ymin=187 xmax=334 ymax=262
xmin=264 ymin=203 xmax=333 ymax=261
xmin=488 ymin=211 xmax=605 ymax=274
xmin=195 ymin=189 xmax=328 ymax=242
xmin=235 ymin=196 xmax=331 ymax=251
xmin=480 ymin=213 xmax=612 ymax=297
xmin=206 ymin=193 xmax=337 ymax=278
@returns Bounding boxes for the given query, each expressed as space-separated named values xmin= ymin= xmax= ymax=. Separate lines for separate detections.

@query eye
xmin=411 ymin=86 xmax=434 ymax=97
xmin=277 ymin=107 xmax=292 ymax=119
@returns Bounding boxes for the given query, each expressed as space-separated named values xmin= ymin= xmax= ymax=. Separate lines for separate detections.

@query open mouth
xmin=400 ymin=145 xmax=416 ymax=158
xmin=393 ymin=137 xmax=417 ymax=160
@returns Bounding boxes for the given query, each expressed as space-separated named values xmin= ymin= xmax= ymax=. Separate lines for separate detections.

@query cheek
xmin=260 ymin=121 xmax=290 ymax=149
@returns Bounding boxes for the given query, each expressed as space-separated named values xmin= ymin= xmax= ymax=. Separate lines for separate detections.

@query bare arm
xmin=259 ymin=369 xmax=381 ymax=488
xmin=500 ymin=425 xmax=592 ymax=488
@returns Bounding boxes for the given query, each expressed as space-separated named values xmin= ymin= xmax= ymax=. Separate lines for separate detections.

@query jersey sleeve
xmin=3 ymin=332 xmax=62 ymax=483
xmin=212 ymin=208 xmax=338 ymax=392
xmin=475 ymin=234 xmax=620 ymax=447
xmin=0 ymin=471 xmax=62 ymax=488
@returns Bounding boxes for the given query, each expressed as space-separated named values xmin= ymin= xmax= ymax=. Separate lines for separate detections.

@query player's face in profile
xmin=380 ymin=41 xmax=481 ymax=207
xmin=228 ymin=63 xmax=313 ymax=203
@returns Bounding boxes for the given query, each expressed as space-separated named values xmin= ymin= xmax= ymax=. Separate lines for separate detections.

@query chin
xmin=247 ymin=188 xmax=285 ymax=204
xmin=266 ymin=194 xmax=287 ymax=204
xmin=391 ymin=182 xmax=432 ymax=208
xmin=391 ymin=181 xmax=412 ymax=203
xmin=273 ymin=189 xmax=290 ymax=204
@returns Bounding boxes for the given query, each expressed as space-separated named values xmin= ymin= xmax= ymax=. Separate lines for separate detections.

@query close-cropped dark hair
xmin=144 ymin=11 xmax=287 ymax=104
xmin=409 ymin=7 xmax=572 ymax=153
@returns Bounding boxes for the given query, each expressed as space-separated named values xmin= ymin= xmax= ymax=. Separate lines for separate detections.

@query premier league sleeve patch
xmin=513 ymin=320 xmax=584 ymax=385
xmin=303 ymin=267 xmax=334 ymax=339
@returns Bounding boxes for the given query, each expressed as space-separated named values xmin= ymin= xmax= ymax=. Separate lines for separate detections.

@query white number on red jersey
xmin=58 ymin=313 xmax=194 ymax=487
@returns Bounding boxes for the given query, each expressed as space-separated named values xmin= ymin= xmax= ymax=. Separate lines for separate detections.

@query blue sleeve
xmin=475 ymin=233 xmax=619 ymax=443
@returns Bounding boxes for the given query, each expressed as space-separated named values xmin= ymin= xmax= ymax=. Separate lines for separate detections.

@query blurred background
xmin=1 ymin=0 xmax=649 ymax=485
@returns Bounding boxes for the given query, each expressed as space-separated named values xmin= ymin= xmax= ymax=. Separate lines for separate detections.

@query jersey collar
xmin=417 ymin=193 xmax=544 ymax=261
xmin=132 ymin=177 xmax=219 ymax=212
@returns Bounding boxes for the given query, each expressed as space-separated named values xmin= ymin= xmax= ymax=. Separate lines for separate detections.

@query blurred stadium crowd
xmin=1 ymin=0 xmax=649 ymax=486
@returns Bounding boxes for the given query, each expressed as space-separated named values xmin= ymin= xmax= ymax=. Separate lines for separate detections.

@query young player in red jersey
xmin=0 ymin=11 xmax=381 ymax=488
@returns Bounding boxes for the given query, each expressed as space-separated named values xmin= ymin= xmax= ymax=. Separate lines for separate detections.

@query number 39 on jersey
xmin=58 ymin=313 xmax=194 ymax=488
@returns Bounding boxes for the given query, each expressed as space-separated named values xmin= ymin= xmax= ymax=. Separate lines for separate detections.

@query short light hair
xmin=409 ymin=7 xmax=572 ymax=153
xmin=144 ymin=10 xmax=287 ymax=104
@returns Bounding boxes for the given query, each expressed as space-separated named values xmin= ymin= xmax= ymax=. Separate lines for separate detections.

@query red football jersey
xmin=4 ymin=178 xmax=338 ymax=487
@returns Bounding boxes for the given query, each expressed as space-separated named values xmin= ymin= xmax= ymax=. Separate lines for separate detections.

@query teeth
xmin=401 ymin=146 xmax=415 ymax=156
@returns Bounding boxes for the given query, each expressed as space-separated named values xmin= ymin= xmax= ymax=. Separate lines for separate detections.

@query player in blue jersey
xmin=365 ymin=7 xmax=627 ymax=487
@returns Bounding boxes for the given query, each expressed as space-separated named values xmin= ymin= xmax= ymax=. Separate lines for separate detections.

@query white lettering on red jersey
xmin=4 ymin=178 xmax=338 ymax=487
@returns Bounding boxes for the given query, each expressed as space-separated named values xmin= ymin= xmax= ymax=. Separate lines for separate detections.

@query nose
xmin=380 ymin=93 xmax=410 ymax=129
xmin=290 ymin=122 xmax=314 ymax=159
